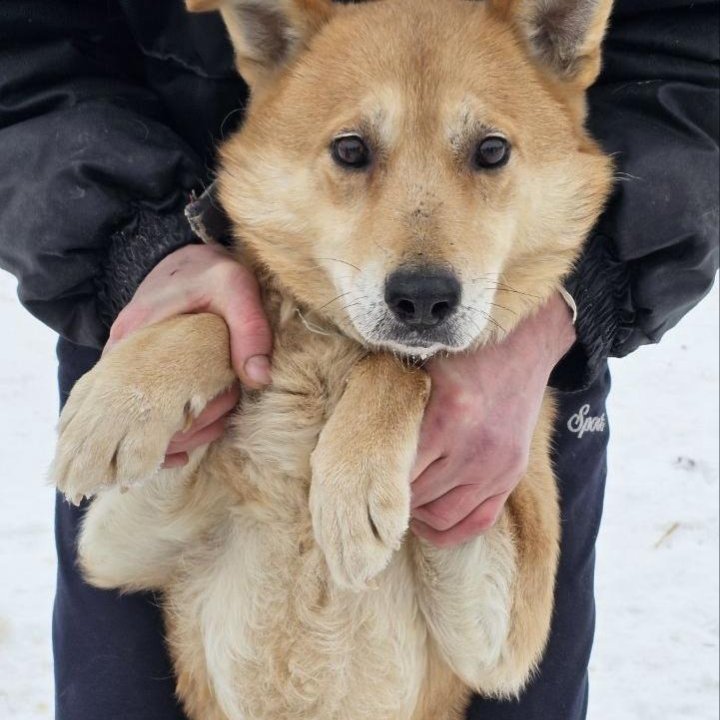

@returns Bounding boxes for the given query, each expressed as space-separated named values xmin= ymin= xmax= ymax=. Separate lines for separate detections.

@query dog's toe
xmin=310 ymin=469 xmax=410 ymax=592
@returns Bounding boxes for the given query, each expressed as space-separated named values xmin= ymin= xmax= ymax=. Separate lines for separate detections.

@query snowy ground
xmin=0 ymin=268 xmax=717 ymax=720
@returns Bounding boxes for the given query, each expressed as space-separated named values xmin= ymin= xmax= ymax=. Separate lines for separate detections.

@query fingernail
xmin=162 ymin=453 xmax=189 ymax=470
xmin=244 ymin=355 xmax=272 ymax=387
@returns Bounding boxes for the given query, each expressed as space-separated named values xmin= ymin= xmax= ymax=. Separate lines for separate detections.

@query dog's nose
xmin=385 ymin=268 xmax=461 ymax=329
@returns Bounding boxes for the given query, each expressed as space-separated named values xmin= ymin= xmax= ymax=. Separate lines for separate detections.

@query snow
xmin=0 ymin=271 xmax=57 ymax=719
xmin=0 ymin=268 xmax=717 ymax=720
xmin=592 ymin=280 xmax=719 ymax=720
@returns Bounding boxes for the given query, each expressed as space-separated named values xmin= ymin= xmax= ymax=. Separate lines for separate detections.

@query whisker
xmin=339 ymin=301 xmax=363 ymax=314
xmin=479 ymin=310 xmax=508 ymax=337
xmin=486 ymin=301 xmax=517 ymax=316
xmin=464 ymin=314 xmax=486 ymax=340
xmin=315 ymin=291 xmax=352 ymax=312
xmin=317 ymin=257 xmax=362 ymax=272
xmin=470 ymin=281 xmax=540 ymax=300
xmin=614 ymin=171 xmax=642 ymax=182
xmin=220 ymin=107 xmax=244 ymax=139
xmin=467 ymin=304 xmax=508 ymax=337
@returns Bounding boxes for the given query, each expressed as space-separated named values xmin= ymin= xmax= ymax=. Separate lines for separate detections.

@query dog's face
xmin=189 ymin=0 xmax=613 ymax=355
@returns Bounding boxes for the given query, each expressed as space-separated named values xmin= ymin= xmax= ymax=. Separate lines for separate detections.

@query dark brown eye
xmin=331 ymin=135 xmax=371 ymax=169
xmin=472 ymin=136 xmax=511 ymax=170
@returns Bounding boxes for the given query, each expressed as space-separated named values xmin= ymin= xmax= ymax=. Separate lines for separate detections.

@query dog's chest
xmin=168 ymin=518 xmax=428 ymax=720
xmin=223 ymin=323 xmax=368 ymax=499
xmin=166 ymin=328 xmax=427 ymax=719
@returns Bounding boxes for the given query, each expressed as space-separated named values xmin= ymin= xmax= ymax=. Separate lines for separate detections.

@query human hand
xmin=410 ymin=292 xmax=576 ymax=548
xmin=105 ymin=243 xmax=273 ymax=468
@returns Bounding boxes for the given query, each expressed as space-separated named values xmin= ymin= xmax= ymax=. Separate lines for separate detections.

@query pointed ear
xmin=490 ymin=0 xmax=613 ymax=89
xmin=186 ymin=0 xmax=334 ymax=88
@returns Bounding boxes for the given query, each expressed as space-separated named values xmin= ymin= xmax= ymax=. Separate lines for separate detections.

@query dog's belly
xmin=167 ymin=505 xmax=429 ymax=720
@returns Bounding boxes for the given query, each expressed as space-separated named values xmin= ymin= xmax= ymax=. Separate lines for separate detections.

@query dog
xmin=52 ymin=1 xmax=614 ymax=718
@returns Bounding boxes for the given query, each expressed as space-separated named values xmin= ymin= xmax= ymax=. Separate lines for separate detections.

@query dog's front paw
xmin=309 ymin=451 xmax=411 ymax=591
xmin=52 ymin=365 xmax=210 ymax=505
xmin=52 ymin=314 xmax=236 ymax=504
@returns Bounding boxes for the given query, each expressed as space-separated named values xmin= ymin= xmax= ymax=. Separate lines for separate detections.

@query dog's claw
xmin=52 ymin=367 xmax=194 ymax=502
xmin=309 ymin=455 xmax=411 ymax=592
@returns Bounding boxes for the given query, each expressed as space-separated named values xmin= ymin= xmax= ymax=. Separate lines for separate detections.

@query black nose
xmin=385 ymin=268 xmax=461 ymax=329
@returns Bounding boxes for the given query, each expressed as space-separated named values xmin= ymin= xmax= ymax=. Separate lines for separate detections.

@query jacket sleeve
xmin=0 ymin=0 xmax=203 ymax=348
xmin=551 ymin=0 xmax=720 ymax=391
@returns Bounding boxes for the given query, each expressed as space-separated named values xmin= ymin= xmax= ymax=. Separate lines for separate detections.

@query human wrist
xmin=95 ymin=207 xmax=199 ymax=332
xmin=550 ymin=234 xmax=631 ymax=392
xmin=508 ymin=292 xmax=576 ymax=375
xmin=545 ymin=291 xmax=578 ymax=359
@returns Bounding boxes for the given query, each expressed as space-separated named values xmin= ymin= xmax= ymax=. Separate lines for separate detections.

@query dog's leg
xmin=79 ymin=484 xmax=194 ymax=592
xmin=76 ymin=449 xmax=233 ymax=592
xmin=52 ymin=313 xmax=236 ymax=504
xmin=412 ymin=398 xmax=560 ymax=699
xmin=310 ymin=354 xmax=430 ymax=591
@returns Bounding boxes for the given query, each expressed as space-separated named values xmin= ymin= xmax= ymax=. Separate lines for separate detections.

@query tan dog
xmin=52 ymin=1 xmax=614 ymax=718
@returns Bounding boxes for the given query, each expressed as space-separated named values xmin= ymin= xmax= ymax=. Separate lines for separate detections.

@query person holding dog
xmin=0 ymin=0 xmax=717 ymax=719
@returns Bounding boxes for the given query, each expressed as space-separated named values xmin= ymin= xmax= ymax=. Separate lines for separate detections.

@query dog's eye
xmin=331 ymin=135 xmax=372 ymax=170
xmin=472 ymin=136 xmax=511 ymax=170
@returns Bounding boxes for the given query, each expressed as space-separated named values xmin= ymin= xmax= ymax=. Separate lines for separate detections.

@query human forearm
xmin=554 ymin=0 xmax=720 ymax=390
xmin=0 ymin=0 xmax=204 ymax=346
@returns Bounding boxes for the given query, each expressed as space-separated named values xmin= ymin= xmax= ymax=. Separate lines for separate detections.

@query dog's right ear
xmin=489 ymin=0 xmax=613 ymax=90
xmin=186 ymin=0 xmax=334 ymax=88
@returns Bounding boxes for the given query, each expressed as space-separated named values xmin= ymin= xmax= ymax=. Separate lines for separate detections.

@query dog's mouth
xmin=348 ymin=307 xmax=485 ymax=359
xmin=371 ymin=323 xmax=465 ymax=357
xmin=340 ymin=266 xmax=493 ymax=357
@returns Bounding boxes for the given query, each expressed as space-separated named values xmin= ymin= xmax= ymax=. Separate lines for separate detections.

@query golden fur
xmin=53 ymin=1 xmax=614 ymax=718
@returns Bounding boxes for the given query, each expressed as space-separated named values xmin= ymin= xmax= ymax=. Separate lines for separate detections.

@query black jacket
xmin=0 ymin=0 xmax=718 ymax=389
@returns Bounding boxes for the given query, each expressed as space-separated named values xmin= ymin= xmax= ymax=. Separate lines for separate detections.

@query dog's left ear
xmin=186 ymin=0 xmax=334 ymax=89
xmin=489 ymin=0 xmax=613 ymax=90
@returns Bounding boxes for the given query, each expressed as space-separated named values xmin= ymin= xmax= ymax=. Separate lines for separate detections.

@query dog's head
xmin=188 ymin=0 xmax=614 ymax=356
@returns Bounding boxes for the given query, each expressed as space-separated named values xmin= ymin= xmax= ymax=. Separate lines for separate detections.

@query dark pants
xmin=55 ymin=337 xmax=610 ymax=720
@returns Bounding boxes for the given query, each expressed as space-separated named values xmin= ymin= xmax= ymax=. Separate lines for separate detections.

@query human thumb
xmin=217 ymin=267 xmax=273 ymax=389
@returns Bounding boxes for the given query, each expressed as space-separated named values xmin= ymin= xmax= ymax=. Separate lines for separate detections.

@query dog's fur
xmin=52 ymin=1 xmax=614 ymax=718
